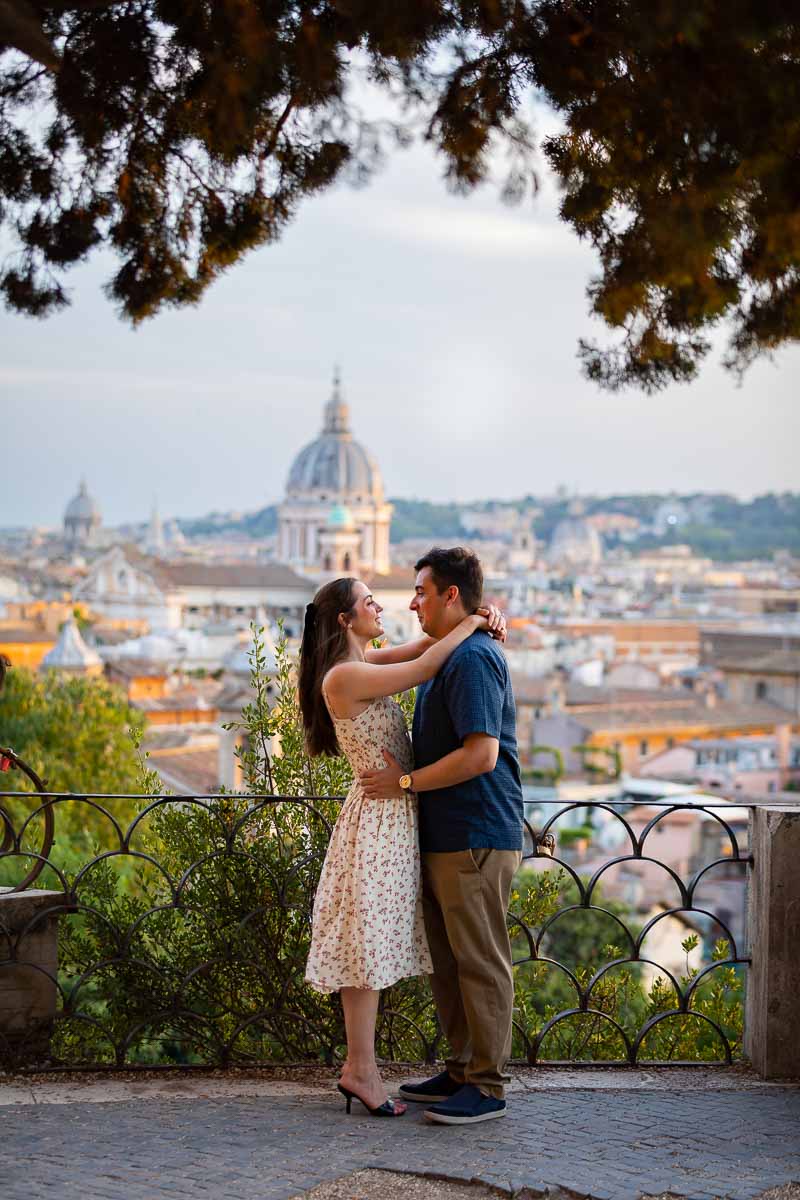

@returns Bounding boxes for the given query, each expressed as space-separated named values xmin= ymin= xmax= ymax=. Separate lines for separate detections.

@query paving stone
xmin=3 ymin=1087 xmax=800 ymax=1200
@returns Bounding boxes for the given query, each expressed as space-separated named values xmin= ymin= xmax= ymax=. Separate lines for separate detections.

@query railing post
xmin=745 ymin=805 xmax=800 ymax=1079
xmin=0 ymin=888 xmax=64 ymax=1069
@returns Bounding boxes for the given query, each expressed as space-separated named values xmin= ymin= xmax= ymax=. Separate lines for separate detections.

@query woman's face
xmin=345 ymin=581 xmax=384 ymax=639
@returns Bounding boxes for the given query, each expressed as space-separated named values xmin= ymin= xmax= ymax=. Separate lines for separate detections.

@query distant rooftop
xmin=154 ymin=560 xmax=313 ymax=589
xmin=0 ymin=626 xmax=54 ymax=644
xmin=715 ymin=651 xmax=800 ymax=676
xmin=573 ymin=698 xmax=792 ymax=733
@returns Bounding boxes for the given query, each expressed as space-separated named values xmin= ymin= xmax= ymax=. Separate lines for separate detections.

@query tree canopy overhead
xmin=1 ymin=1 xmax=798 ymax=390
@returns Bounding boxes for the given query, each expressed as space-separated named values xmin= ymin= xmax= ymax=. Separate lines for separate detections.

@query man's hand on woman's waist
xmin=360 ymin=734 xmax=499 ymax=800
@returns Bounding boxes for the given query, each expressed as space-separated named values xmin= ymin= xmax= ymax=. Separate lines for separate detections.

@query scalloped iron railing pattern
xmin=0 ymin=784 xmax=751 ymax=1070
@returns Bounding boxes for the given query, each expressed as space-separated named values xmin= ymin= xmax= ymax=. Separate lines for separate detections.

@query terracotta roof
xmin=568 ymin=684 xmax=687 ymax=706
xmin=0 ymin=626 xmax=54 ymax=644
xmin=510 ymin=674 xmax=688 ymax=708
xmin=155 ymin=561 xmax=312 ymax=590
xmin=93 ymin=627 xmax=142 ymax=646
xmin=106 ymin=659 xmax=171 ymax=679
xmin=511 ymin=675 xmax=549 ymax=703
xmin=149 ymin=747 xmax=221 ymax=795
xmin=216 ymin=683 xmax=254 ymax=711
xmin=364 ymin=566 xmax=416 ymax=591
xmin=715 ymin=652 xmax=800 ymax=676
xmin=143 ymin=729 xmax=200 ymax=751
xmin=556 ymin=620 xmax=700 ymax=640
xmin=573 ymin=699 xmax=793 ymax=734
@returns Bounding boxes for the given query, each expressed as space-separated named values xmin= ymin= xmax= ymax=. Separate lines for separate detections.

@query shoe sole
xmin=423 ymin=1107 xmax=506 ymax=1125
xmin=398 ymin=1090 xmax=453 ymax=1103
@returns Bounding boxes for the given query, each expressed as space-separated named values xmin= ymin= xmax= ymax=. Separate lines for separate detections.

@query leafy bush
xmin=0 ymin=668 xmax=148 ymax=892
xmin=510 ymin=868 xmax=744 ymax=1063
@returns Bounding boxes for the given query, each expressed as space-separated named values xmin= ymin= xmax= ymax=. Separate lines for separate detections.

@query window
xmin=666 ymin=737 xmax=675 ymax=749
xmin=639 ymin=739 xmax=649 ymax=757
xmin=755 ymin=680 xmax=768 ymax=699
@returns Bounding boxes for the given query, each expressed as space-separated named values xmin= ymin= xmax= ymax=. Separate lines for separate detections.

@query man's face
xmin=410 ymin=567 xmax=453 ymax=638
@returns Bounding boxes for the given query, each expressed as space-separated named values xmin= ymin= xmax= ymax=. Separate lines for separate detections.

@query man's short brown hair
xmin=414 ymin=547 xmax=484 ymax=613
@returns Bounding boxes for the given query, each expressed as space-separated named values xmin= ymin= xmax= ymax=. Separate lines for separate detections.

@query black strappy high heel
xmin=337 ymin=1083 xmax=406 ymax=1117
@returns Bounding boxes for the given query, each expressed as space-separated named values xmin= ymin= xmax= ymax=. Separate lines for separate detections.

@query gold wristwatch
xmin=398 ymin=773 xmax=414 ymax=795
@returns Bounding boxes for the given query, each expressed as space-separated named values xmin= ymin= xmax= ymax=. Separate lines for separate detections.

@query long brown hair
xmin=298 ymin=577 xmax=358 ymax=757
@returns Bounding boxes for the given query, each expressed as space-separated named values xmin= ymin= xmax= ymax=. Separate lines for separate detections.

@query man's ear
xmin=445 ymin=585 xmax=460 ymax=608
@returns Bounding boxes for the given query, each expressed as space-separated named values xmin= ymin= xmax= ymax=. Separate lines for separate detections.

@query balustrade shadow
xmin=0 ymin=787 xmax=750 ymax=1071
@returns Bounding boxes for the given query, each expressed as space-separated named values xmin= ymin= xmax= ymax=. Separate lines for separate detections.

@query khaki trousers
xmin=421 ymin=847 xmax=521 ymax=1100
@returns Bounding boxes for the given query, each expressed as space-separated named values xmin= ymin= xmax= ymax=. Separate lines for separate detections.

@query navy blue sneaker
xmin=424 ymin=1083 xmax=506 ymax=1125
xmin=398 ymin=1070 xmax=463 ymax=1104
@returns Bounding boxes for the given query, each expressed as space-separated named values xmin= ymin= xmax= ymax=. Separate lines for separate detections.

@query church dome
xmin=286 ymin=373 xmax=384 ymax=503
xmin=548 ymin=501 xmax=602 ymax=567
xmin=65 ymin=480 xmax=101 ymax=526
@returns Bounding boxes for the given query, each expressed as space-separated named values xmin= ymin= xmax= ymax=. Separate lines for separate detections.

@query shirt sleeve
xmin=445 ymin=645 xmax=505 ymax=743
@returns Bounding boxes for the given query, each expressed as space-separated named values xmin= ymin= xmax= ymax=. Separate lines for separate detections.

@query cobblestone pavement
xmin=3 ymin=1082 xmax=800 ymax=1200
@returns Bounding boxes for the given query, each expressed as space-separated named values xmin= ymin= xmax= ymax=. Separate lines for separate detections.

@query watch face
xmin=399 ymin=774 xmax=412 ymax=790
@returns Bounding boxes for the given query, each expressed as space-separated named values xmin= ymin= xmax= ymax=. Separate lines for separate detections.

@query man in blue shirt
xmin=361 ymin=547 xmax=523 ymax=1125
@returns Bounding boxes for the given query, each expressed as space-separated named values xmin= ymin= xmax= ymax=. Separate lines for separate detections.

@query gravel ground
xmin=288 ymin=1172 xmax=800 ymax=1200
xmin=288 ymin=1169 xmax=509 ymax=1200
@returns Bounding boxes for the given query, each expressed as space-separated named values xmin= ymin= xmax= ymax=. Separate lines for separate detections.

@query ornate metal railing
xmin=0 ymin=779 xmax=752 ymax=1071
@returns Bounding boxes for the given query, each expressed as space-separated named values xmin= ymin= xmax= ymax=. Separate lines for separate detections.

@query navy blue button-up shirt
xmin=412 ymin=631 xmax=524 ymax=853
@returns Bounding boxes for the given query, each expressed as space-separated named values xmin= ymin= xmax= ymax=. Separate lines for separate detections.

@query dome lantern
xmin=323 ymin=367 xmax=351 ymax=436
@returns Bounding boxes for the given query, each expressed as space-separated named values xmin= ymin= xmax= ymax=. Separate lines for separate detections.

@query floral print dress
xmin=305 ymin=690 xmax=433 ymax=993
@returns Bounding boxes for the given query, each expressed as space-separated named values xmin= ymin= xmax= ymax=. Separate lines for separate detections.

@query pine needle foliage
xmin=1 ymin=2 xmax=797 ymax=387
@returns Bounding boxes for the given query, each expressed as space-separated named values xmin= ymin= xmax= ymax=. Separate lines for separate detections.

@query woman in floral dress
xmin=299 ymin=576 xmax=502 ymax=1116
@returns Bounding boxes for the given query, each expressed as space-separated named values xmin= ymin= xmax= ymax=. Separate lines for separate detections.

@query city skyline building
xmin=63 ymin=479 xmax=102 ymax=547
xmin=277 ymin=370 xmax=393 ymax=576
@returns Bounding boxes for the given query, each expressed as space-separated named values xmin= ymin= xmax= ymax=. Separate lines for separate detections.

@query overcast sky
xmin=1 ymin=97 xmax=797 ymax=529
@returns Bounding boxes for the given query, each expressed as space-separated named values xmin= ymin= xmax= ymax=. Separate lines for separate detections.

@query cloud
xmin=355 ymin=202 xmax=589 ymax=261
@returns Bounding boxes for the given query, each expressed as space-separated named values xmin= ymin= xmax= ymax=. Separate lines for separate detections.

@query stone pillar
xmin=775 ymin=723 xmax=792 ymax=789
xmin=745 ymin=806 xmax=800 ymax=1079
xmin=0 ymin=888 xmax=64 ymax=1068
